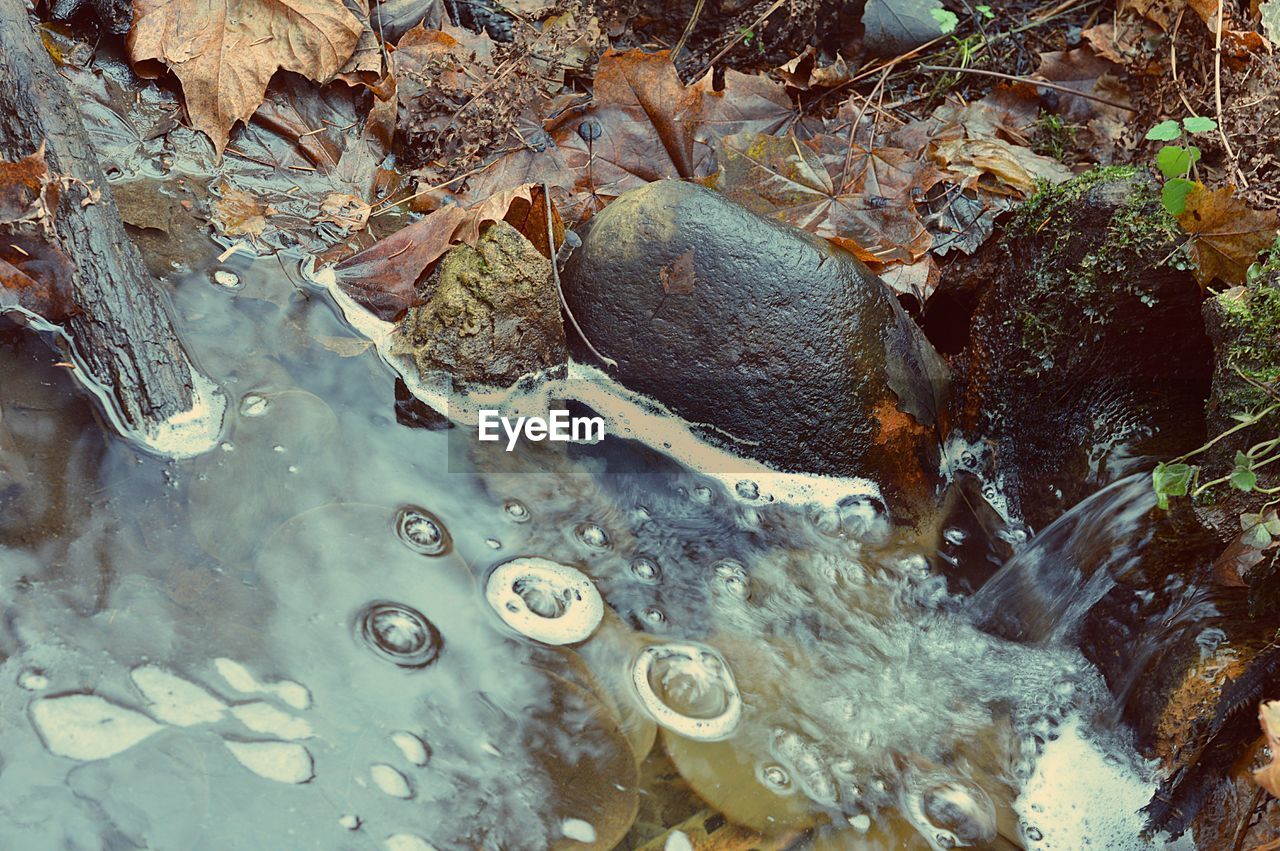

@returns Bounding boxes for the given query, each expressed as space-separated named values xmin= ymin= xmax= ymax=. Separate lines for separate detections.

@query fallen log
xmin=0 ymin=0 xmax=221 ymax=453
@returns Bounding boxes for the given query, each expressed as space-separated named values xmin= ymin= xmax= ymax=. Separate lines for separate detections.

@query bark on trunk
xmin=0 ymin=0 xmax=199 ymax=436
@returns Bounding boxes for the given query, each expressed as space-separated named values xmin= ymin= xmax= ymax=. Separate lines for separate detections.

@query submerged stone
xmin=560 ymin=180 xmax=949 ymax=523
xmin=391 ymin=220 xmax=566 ymax=387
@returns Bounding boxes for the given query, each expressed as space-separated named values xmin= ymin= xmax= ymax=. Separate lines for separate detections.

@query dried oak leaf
xmin=1176 ymin=184 xmax=1280 ymax=287
xmin=1255 ymin=701 xmax=1280 ymax=797
xmin=331 ymin=183 xmax=550 ymax=320
xmin=127 ymin=0 xmax=363 ymax=156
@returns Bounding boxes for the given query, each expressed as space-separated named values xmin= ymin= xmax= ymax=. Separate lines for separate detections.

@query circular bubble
xmin=904 ymin=775 xmax=997 ymax=849
xmin=757 ymin=762 xmax=795 ymax=795
xmin=485 ymin=558 xmax=604 ymax=645
xmin=629 ymin=557 xmax=661 ymax=584
xmin=503 ymin=499 xmax=531 ymax=523
xmin=574 ymin=522 xmax=610 ymax=551
xmin=631 ymin=643 xmax=742 ymax=741
xmin=710 ymin=559 xmax=750 ymax=601
xmin=356 ymin=601 xmax=443 ymax=669
xmin=395 ymin=505 xmax=451 ymax=556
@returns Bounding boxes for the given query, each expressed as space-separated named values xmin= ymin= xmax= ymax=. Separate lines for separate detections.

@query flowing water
xmin=0 ymin=253 xmax=1199 ymax=850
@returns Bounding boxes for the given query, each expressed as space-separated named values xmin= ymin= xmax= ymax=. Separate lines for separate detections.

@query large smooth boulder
xmin=560 ymin=180 xmax=949 ymax=523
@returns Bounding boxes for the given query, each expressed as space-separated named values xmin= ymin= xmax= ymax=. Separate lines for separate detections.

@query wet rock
xmin=1192 ymin=282 xmax=1280 ymax=546
xmin=950 ymin=168 xmax=1213 ymax=530
xmin=391 ymin=220 xmax=566 ymax=387
xmin=560 ymin=180 xmax=949 ymax=523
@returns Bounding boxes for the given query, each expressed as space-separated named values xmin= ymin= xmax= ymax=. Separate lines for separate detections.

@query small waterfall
xmin=968 ymin=473 xmax=1159 ymax=645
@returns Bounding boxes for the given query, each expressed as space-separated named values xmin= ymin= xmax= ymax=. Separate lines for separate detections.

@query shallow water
xmin=0 ymin=252 xmax=1186 ymax=850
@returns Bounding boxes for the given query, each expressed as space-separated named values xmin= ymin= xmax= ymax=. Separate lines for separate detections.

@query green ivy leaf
xmin=1231 ymin=466 xmax=1258 ymax=492
xmin=1244 ymin=523 xmax=1274 ymax=549
xmin=1153 ymin=462 xmax=1193 ymax=510
xmin=1182 ymin=116 xmax=1218 ymax=134
xmin=1146 ymin=120 xmax=1182 ymax=141
xmin=931 ymin=8 xmax=959 ymax=33
xmin=1162 ymin=178 xmax=1195 ymax=216
xmin=1156 ymin=145 xmax=1200 ymax=179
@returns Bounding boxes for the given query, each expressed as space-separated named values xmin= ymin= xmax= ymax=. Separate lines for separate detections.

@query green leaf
xmin=1153 ymin=462 xmax=1193 ymax=509
xmin=1146 ymin=120 xmax=1182 ymax=141
xmin=1266 ymin=512 xmax=1280 ymax=536
xmin=1156 ymin=145 xmax=1200 ymax=179
xmin=976 ymin=3 xmax=994 ymax=17
xmin=1244 ymin=521 xmax=1274 ymax=549
xmin=1182 ymin=116 xmax=1218 ymax=134
xmin=1162 ymin=178 xmax=1195 ymax=216
xmin=931 ymin=8 xmax=959 ymax=33
xmin=1231 ymin=466 xmax=1258 ymax=492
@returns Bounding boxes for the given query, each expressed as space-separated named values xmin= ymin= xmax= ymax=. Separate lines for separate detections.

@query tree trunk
xmin=0 ymin=0 xmax=204 ymax=441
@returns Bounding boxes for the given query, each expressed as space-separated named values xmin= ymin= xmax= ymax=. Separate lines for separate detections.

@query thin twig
xmin=697 ymin=0 xmax=786 ymax=78
xmin=542 ymin=183 xmax=616 ymax=370
xmin=1212 ymin=0 xmax=1245 ymax=187
xmin=918 ymin=65 xmax=1137 ymax=111
xmin=673 ymin=0 xmax=705 ymax=60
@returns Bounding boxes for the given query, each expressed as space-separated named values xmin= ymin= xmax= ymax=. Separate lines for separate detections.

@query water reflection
xmin=0 ymin=256 xmax=1168 ymax=849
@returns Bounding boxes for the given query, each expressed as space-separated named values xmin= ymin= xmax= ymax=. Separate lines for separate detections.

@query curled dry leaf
xmin=930 ymin=137 xmax=1073 ymax=196
xmin=127 ymin=0 xmax=363 ymax=156
xmin=1176 ymin=184 xmax=1280 ymax=287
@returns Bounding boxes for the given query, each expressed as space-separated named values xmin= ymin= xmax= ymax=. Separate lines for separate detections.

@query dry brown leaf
xmin=711 ymin=131 xmax=942 ymax=296
xmin=318 ymin=192 xmax=372 ymax=231
xmin=0 ymin=148 xmax=75 ymax=322
xmin=1176 ymin=184 xmax=1280 ymax=286
xmin=127 ymin=0 xmax=362 ymax=156
xmin=930 ymin=137 xmax=1072 ymax=196
xmin=1255 ymin=701 xmax=1280 ymax=797
xmin=659 ymin=249 xmax=697 ymax=295
xmin=210 ymin=181 xmax=277 ymax=240
xmin=331 ymin=183 xmax=547 ymax=320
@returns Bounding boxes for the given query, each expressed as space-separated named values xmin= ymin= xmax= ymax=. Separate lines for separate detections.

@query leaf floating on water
xmin=30 ymin=694 xmax=164 ymax=761
xmin=1176 ymin=184 xmax=1280 ymax=287
xmin=126 ymin=0 xmax=363 ymax=155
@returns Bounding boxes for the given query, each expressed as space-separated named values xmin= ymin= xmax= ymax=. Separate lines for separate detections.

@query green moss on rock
xmin=391 ymin=221 xmax=566 ymax=386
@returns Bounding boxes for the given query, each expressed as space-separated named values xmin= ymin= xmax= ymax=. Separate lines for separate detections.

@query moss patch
xmin=1212 ymin=282 xmax=1280 ymax=414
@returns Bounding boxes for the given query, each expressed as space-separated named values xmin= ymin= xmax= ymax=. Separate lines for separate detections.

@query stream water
xmin=0 ymin=253 xmax=1198 ymax=850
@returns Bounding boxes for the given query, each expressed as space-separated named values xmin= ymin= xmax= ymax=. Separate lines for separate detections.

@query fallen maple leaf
xmin=1176 ymin=184 xmax=1280 ymax=287
xmin=1255 ymin=701 xmax=1280 ymax=796
xmin=930 ymin=137 xmax=1072 ymax=196
xmin=711 ymin=131 xmax=941 ymax=296
xmin=127 ymin=0 xmax=362 ymax=156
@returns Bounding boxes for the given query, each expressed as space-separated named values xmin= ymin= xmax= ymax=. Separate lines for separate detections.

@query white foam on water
xmin=1 ymin=306 xmax=226 ymax=459
xmin=224 ymin=740 xmax=314 ymax=784
xmin=130 ymin=665 xmax=227 ymax=727
xmin=310 ymin=266 xmax=885 ymax=513
xmin=384 ymin=834 xmax=438 ymax=851
xmin=560 ymin=818 xmax=596 ymax=843
xmin=29 ymin=694 xmax=163 ymax=761
xmin=213 ymin=657 xmax=311 ymax=710
xmin=230 ymin=701 xmax=314 ymax=740
xmin=1016 ymin=716 xmax=1192 ymax=850
xmin=370 ymin=763 xmax=414 ymax=799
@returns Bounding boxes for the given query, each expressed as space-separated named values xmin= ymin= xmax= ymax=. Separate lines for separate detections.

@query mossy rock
xmin=952 ymin=168 xmax=1213 ymax=529
xmin=391 ymin=220 xmax=566 ymax=387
